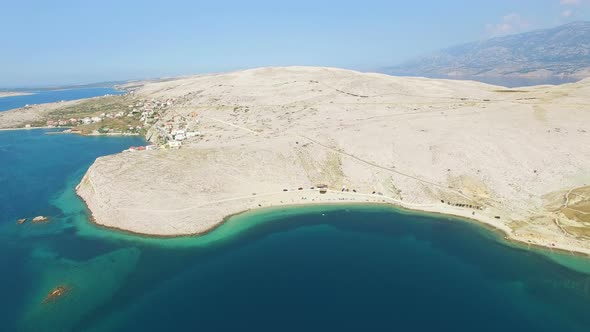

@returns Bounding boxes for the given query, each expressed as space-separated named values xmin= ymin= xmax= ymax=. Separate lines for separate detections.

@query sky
xmin=1 ymin=0 xmax=589 ymax=87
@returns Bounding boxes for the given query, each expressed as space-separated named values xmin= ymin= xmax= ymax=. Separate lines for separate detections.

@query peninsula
xmin=0 ymin=91 xmax=32 ymax=98
xmin=34 ymin=67 xmax=590 ymax=253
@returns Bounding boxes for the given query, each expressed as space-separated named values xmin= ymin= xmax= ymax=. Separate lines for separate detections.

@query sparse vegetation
xmin=73 ymin=118 xmax=145 ymax=135
xmin=52 ymin=95 xmax=133 ymax=119
xmin=9 ymin=93 xmax=176 ymax=136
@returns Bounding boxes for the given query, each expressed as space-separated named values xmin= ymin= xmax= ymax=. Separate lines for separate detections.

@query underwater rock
xmin=32 ymin=216 xmax=49 ymax=223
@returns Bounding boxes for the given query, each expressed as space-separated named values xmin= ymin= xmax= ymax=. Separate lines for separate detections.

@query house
xmin=168 ymin=141 xmax=182 ymax=149
xmin=91 ymin=116 xmax=102 ymax=123
xmin=174 ymin=129 xmax=186 ymax=141
xmin=82 ymin=117 xmax=92 ymax=124
xmin=186 ymin=131 xmax=201 ymax=138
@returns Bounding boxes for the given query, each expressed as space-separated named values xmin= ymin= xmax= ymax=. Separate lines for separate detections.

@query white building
xmin=172 ymin=129 xmax=186 ymax=136
xmin=186 ymin=131 xmax=201 ymax=138
xmin=168 ymin=141 xmax=182 ymax=149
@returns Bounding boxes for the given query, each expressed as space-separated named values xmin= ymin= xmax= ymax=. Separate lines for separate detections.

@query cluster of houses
xmin=45 ymin=112 xmax=131 ymax=128
xmin=43 ymin=97 xmax=177 ymax=135
xmin=153 ymin=111 xmax=203 ymax=148
xmin=46 ymin=117 xmax=102 ymax=127
xmin=128 ymin=98 xmax=176 ymax=125
xmin=41 ymin=94 xmax=211 ymax=149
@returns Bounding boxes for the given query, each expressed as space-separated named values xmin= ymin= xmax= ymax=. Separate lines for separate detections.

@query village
xmin=121 ymin=111 xmax=203 ymax=151
xmin=150 ymin=110 xmax=203 ymax=149
xmin=33 ymin=96 xmax=179 ymax=138
xmin=25 ymin=92 xmax=208 ymax=150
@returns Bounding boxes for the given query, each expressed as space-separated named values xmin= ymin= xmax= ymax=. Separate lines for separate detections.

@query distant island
xmin=0 ymin=91 xmax=32 ymax=98
xmin=385 ymin=21 xmax=590 ymax=82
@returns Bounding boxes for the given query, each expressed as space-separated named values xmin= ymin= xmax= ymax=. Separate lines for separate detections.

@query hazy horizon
xmin=2 ymin=0 xmax=589 ymax=88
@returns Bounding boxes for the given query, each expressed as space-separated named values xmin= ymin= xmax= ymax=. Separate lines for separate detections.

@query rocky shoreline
xmin=73 ymin=67 xmax=590 ymax=254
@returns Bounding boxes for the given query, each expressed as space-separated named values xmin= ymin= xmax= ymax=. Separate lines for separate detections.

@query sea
xmin=447 ymin=75 xmax=578 ymax=88
xmin=1 ymin=89 xmax=590 ymax=332
xmin=0 ymin=87 xmax=123 ymax=112
xmin=391 ymin=74 xmax=580 ymax=88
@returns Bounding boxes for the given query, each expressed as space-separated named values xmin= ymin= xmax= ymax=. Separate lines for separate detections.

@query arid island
xmin=10 ymin=67 xmax=590 ymax=253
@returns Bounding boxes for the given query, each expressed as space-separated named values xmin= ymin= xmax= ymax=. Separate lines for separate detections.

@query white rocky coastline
xmin=74 ymin=67 xmax=590 ymax=254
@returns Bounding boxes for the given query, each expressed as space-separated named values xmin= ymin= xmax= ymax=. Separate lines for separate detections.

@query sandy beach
xmin=68 ymin=67 xmax=590 ymax=254
xmin=0 ymin=91 xmax=32 ymax=98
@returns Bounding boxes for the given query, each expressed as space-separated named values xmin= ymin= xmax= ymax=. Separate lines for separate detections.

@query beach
xmin=78 ymin=163 xmax=589 ymax=255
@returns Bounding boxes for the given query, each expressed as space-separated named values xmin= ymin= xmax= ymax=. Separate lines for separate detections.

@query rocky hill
xmin=74 ymin=67 xmax=590 ymax=255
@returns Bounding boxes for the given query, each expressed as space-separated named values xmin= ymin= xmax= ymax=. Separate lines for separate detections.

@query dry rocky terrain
xmin=65 ymin=67 xmax=590 ymax=253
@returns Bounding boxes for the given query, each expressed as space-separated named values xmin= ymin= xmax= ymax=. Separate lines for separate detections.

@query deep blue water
xmin=0 ymin=87 xmax=123 ymax=112
xmin=452 ymin=75 xmax=578 ymax=88
xmin=1 ymin=129 xmax=590 ymax=332
xmin=393 ymin=74 xmax=579 ymax=88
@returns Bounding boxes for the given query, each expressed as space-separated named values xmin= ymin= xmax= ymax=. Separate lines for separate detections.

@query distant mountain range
xmin=385 ymin=21 xmax=590 ymax=81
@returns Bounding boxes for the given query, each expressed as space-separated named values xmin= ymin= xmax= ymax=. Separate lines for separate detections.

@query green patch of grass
xmin=52 ymin=95 xmax=134 ymax=119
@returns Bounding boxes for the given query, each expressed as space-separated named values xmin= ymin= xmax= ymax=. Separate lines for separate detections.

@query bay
xmin=0 ymin=88 xmax=123 ymax=112
xmin=1 ymin=129 xmax=589 ymax=332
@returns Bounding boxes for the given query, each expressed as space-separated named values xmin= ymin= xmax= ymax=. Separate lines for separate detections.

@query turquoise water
xmin=0 ymin=88 xmax=123 ymax=112
xmin=1 ymin=129 xmax=590 ymax=332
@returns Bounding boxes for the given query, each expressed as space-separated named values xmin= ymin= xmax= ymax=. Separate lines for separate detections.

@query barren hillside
xmin=77 ymin=67 xmax=590 ymax=253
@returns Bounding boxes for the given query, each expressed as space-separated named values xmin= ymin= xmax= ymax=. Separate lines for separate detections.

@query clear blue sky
xmin=1 ymin=0 xmax=588 ymax=87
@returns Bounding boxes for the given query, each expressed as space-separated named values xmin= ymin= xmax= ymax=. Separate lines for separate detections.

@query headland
xmin=68 ymin=67 xmax=590 ymax=255
xmin=7 ymin=66 xmax=589 ymax=254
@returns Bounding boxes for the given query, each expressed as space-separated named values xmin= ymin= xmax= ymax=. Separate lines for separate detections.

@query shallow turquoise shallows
xmin=1 ymin=129 xmax=590 ymax=332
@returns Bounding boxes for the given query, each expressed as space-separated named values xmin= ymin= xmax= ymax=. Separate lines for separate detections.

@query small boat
xmin=17 ymin=218 xmax=27 ymax=225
